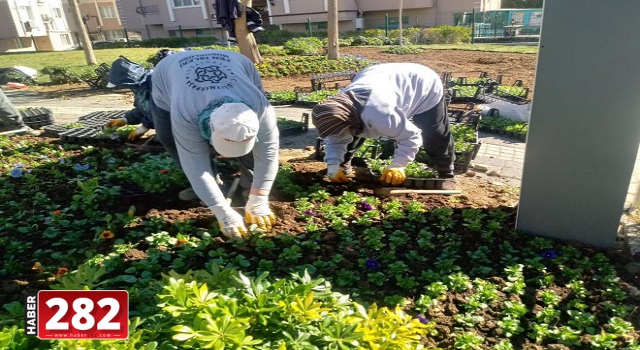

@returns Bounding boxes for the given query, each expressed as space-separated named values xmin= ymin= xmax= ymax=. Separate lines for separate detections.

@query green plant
xmin=258 ymin=44 xmax=286 ymax=56
xmin=424 ymin=26 xmax=472 ymax=44
xmin=382 ymin=45 xmax=425 ymax=55
xmin=268 ymin=90 xmax=297 ymax=101
xmin=283 ymin=37 xmax=324 ymax=55
xmin=115 ymin=154 xmax=188 ymax=193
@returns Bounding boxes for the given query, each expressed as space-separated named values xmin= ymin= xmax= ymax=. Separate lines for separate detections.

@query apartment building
xmin=0 ymin=0 xmax=75 ymax=52
xmin=75 ymin=0 xmax=131 ymax=42
xmin=116 ymin=0 xmax=245 ymax=41
xmin=267 ymin=0 xmax=502 ymax=32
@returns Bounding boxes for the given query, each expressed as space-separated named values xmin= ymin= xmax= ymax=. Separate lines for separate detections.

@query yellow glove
xmin=128 ymin=126 xmax=149 ymax=141
xmin=245 ymin=194 xmax=276 ymax=230
xmin=210 ymin=204 xmax=248 ymax=240
xmin=106 ymin=118 xmax=127 ymax=128
xmin=327 ymin=164 xmax=351 ymax=183
xmin=380 ymin=167 xmax=406 ymax=186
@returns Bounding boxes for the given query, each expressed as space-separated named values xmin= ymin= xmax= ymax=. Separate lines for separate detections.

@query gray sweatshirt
xmin=324 ymin=63 xmax=443 ymax=167
xmin=151 ymin=50 xmax=279 ymax=208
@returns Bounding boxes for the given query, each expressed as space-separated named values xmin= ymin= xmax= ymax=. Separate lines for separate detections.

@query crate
xmin=310 ymin=70 xmax=356 ymax=91
xmin=278 ymin=113 xmax=310 ymax=137
xmin=20 ymin=108 xmax=54 ymax=129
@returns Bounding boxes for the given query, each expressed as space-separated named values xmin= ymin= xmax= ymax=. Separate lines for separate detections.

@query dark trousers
xmin=150 ymin=99 xmax=254 ymax=190
xmin=0 ymin=89 xmax=26 ymax=128
xmin=342 ymin=98 xmax=455 ymax=172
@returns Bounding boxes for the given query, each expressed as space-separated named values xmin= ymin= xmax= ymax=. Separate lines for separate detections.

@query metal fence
xmin=455 ymin=9 xmax=542 ymax=43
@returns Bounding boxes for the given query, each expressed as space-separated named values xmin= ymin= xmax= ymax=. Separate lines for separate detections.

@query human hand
xmin=210 ymin=204 xmax=248 ymax=239
xmin=326 ymin=164 xmax=350 ymax=183
xmin=106 ymin=118 xmax=127 ymax=128
xmin=245 ymin=194 xmax=276 ymax=230
xmin=380 ymin=166 xmax=406 ymax=185
xmin=128 ymin=126 xmax=149 ymax=141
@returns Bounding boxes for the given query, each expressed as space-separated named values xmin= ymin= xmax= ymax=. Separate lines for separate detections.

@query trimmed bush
xmin=255 ymin=29 xmax=306 ymax=46
xmin=283 ymin=37 xmax=324 ymax=55
xmin=40 ymin=66 xmax=84 ymax=84
xmin=258 ymin=44 xmax=286 ymax=56
xmin=382 ymin=45 xmax=425 ymax=55
xmin=256 ymin=55 xmax=378 ymax=78
xmin=423 ymin=26 xmax=471 ymax=44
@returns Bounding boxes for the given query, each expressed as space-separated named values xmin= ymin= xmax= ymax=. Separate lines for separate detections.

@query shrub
xmin=258 ymin=44 xmax=286 ymax=56
xmin=389 ymin=27 xmax=425 ymax=44
xmin=350 ymin=36 xmax=385 ymax=46
xmin=255 ymin=29 xmax=306 ymax=46
xmin=283 ymin=37 xmax=324 ymax=55
xmin=321 ymin=37 xmax=353 ymax=47
xmin=159 ymin=267 xmax=435 ymax=349
xmin=423 ymin=26 xmax=471 ymax=44
xmin=383 ymin=45 xmax=425 ymax=55
xmin=256 ymin=55 xmax=378 ymax=78
xmin=267 ymin=90 xmax=297 ymax=101
xmin=40 ymin=66 xmax=84 ymax=84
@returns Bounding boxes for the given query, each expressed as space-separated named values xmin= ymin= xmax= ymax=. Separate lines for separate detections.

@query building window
xmin=60 ymin=34 xmax=72 ymax=45
xmin=388 ymin=16 xmax=409 ymax=25
xmin=305 ymin=21 xmax=327 ymax=30
xmin=172 ymin=0 xmax=195 ymax=8
xmin=104 ymin=30 xmax=125 ymax=40
xmin=52 ymin=8 xmax=63 ymax=18
xmin=168 ymin=30 xmax=177 ymax=37
xmin=195 ymin=28 xmax=214 ymax=36
xmin=18 ymin=6 xmax=34 ymax=20
xmin=99 ymin=6 xmax=117 ymax=18
xmin=14 ymin=38 xmax=25 ymax=49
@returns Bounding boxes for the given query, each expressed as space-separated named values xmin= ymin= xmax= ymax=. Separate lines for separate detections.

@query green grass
xmin=0 ymin=48 xmax=168 ymax=83
xmin=420 ymin=44 xmax=538 ymax=54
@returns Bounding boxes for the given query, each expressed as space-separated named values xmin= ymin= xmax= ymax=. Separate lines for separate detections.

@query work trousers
xmin=341 ymin=97 xmax=455 ymax=173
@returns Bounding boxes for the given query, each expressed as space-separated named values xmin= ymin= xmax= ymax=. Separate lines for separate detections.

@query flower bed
xmin=0 ymin=135 xmax=638 ymax=349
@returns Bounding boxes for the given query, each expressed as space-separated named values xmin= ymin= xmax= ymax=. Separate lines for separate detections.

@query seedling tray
xmin=479 ymin=126 xmax=527 ymax=141
xmin=354 ymin=167 xmax=448 ymax=189
xmin=20 ymin=108 xmax=54 ymax=129
xmin=269 ymin=100 xmax=296 ymax=106
xmin=78 ymin=110 xmax=128 ymax=123
xmin=59 ymin=127 xmax=123 ymax=146
xmin=41 ymin=124 xmax=68 ymax=137
xmin=314 ymin=138 xmax=395 ymax=162
xmin=294 ymin=100 xmax=319 ymax=108
xmin=278 ymin=113 xmax=310 ymax=137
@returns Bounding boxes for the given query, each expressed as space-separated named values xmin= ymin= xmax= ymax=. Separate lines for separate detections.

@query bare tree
xmin=67 ymin=0 xmax=97 ymax=65
xmin=327 ymin=0 xmax=339 ymax=59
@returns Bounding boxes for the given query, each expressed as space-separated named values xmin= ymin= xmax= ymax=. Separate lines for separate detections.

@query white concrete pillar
xmin=516 ymin=0 xmax=640 ymax=248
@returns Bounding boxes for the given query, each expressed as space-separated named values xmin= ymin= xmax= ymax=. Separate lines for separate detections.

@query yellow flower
xmin=32 ymin=262 xmax=44 ymax=273
xmin=101 ymin=230 xmax=115 ymax=239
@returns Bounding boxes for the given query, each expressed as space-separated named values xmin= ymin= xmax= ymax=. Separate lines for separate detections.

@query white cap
xmin=106 ymin=82 xmax=116 ymax=88
xmin=209 ymin=103 xmax=259 ymax=158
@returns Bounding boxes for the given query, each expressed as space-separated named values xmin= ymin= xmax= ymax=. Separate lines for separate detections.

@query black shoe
xmin=438 ymin=171 xmax=455 ymax=179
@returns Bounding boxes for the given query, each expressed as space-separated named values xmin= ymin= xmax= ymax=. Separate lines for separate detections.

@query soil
xmin=26 ymin=47 xmax=537 ymax=99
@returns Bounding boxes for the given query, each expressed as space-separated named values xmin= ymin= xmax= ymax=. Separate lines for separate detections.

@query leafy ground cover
xmin=0 ymin=135 xmax=638 ymax=349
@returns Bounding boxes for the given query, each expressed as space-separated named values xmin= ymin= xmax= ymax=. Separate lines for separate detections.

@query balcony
xmin=136 ymin=5 xmax=160 ymax=15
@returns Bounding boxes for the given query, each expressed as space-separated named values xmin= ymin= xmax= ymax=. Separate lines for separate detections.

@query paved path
xmin=7 ymin=89 xmax=640 ymax=209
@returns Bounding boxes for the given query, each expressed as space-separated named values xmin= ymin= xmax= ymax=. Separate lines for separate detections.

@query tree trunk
xmin=235 ymin=0 xmax=262 ymax=63
xmin=67 ymin=0 xmax=97 ymax=65
xmin=399 ymin=0 xmax=404 ymax=46
xmin=327 ymin=0 xmax=339 ymax=60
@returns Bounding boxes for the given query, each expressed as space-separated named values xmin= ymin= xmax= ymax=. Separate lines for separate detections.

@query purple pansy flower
xmin=540 ymin=249 xmax=558 ymax=260
xmin=361 ymin=201 xmax=373 ymax=211
xmin=365 ymin=258 xmax=381 ymax=270
xmin=73 ymin=163 xmax=90 ymax=171
xmin=10 ymin=168 xmax=23 ymax=178
xmin=417 ymin=315 xmax=429 ymax=324
xmin=304 ymin=210 xmax=317 ymax=217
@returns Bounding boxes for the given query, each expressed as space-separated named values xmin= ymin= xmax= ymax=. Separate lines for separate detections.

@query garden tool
xmin=226 ymin=176 xmax=241 ymax=204
xmin=374 ymin=187 xmax=461 ymax=198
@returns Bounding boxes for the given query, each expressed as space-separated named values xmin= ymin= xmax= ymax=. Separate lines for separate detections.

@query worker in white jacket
xmin=311 ymin=63 xmax=456 ymax=185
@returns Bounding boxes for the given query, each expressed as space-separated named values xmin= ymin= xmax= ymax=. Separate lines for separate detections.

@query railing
xmin=136 ymin=5 xmax=160 ymax=15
